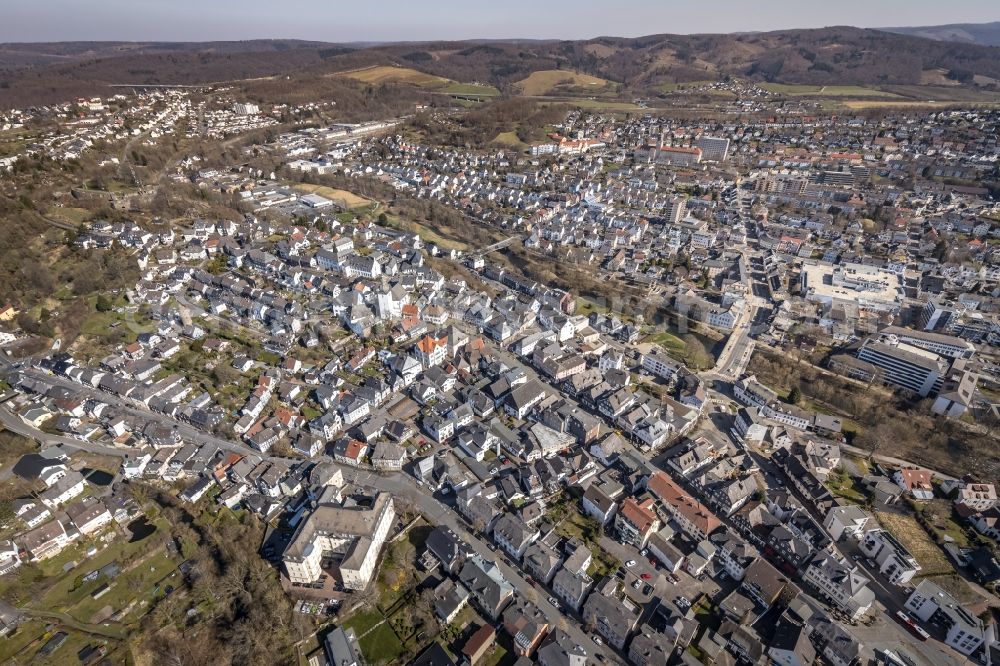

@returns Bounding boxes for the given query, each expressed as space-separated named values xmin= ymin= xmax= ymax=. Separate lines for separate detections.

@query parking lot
xmin=599 ymin=533 xmax=725 ymax=614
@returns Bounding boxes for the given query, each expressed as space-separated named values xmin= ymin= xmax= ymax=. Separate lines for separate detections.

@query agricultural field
xmin=875 ymin=511 xmax=954 ymax=576
xmin=545 ymin=98 xmax=646 ymax=111
xmin=840 ymin=100 xmax=970 ymax=110
xmin=516 ymin=70 xmax=614 ymax=96
xmin=438 ymin=81 xmax=501 ymax=97
xmin=336 ymin=66 xmax=500 ymax=98
xmin=762 ymin=83 xmax=902 ymax=98
xmin=883 ymin=84 xmax=1000 ymax=103
xmin=337 ymin=65 xmax=450 ymax=88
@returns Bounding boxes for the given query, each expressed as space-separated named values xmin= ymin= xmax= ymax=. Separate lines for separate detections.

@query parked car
xmin=626 ymin=559 xmax=636 ymax=567
xmin=641 ymin=573 xmax=652 ymax=580
xmin=593 ymin=636 xmax=603 ymax=646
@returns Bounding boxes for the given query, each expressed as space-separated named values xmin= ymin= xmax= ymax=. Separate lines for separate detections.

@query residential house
xmin=893 ymin=467 xmax=934 ymax=501
xmin=492 ymin=513 xmax=539 ymax=561
xmin=582 ymin=585 xmax=640 ymax=650
xmin=803 ymin=553 xmax=874 ymax=620
xmin=614 ymin=498 xmax=660 ymax=549
xmin=459 ymin=555 xmax=515 ymax=621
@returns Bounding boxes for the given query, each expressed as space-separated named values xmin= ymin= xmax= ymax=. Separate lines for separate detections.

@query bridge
xmin=476 ymin=234 xmax=522 ymax=256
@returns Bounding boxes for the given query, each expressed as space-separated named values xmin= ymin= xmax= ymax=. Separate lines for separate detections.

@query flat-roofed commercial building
xmin=879 ymin=326 xmax=976 ymax=360
xmin=800 ymin=261 xmax=902 ymax=314
xmin=696 ymin=136 xmax=730 ymax=162
xmin=857 ymin=338 xmax=946 ymax=397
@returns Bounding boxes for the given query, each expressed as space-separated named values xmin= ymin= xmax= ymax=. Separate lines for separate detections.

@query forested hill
xmin=2 ymin=25 xmax=1000 ymax=106
xmin=882 ymin=21 xmax=1000 ymax=47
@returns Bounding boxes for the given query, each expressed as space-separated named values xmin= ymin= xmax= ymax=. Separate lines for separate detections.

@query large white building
xmin=905 ymin=580 xmax=985 ymax=656
xmin=857 ymin=337 xmax=946 ymax=397
xmin=800 ymin=261 xmax=902 ymax=314
xmin=663 ymin=196 xmax=687 ymax=224
xmin=640 ymin=347 xmax=681 ymax=379
xmin=733 ymin=375 xmax=812 ymax=430
xmin=858 ymin=529 xmax=920 ymax=585
xmin=879 ymin=326 xmax=975 ymax=360
xmin=233 ymin=102 xmax=260 ymax=115
xmin=283 ymin=493 xmax=395 ymax=590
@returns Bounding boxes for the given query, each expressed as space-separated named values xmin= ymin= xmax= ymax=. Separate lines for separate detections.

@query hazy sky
xmin=4 ymin=0 xmax=1000 ymax=43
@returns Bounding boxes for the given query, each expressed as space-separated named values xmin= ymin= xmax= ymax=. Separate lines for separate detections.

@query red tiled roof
xmin=648 ymin=471 xmax=722 ymax=535
xmin=620 ymin=498 xmax=658 ymax=533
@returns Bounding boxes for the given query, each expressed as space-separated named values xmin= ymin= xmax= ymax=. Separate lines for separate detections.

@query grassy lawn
xmin=77 ymin=296 xmax=150 ymax=351
xmin=575 ymin=297 xmax=609 ymax=318
xmin=362 ymin=622 xmax=406 ymax=665
xmin=0 ymin=620 xmax=50 ymax=663
xmin=846 ymin=455 xmax=870 ymax=476
xmin=490 ymin=131 xmax=527 ymax=150
xmin=0 ymin=620 xmax=127 ymax=665
xmin=382 ymin=213 xmax=470 ymax=252
xmin=655 ymin=80 xmax=718 ymax=92
xmin=344 ymin=609 xmax=406 ymax=665
xmin=933 ymin=574 xmax=983 ymax=605
xmin=48 ymin=207 xmax=92 ymax=226
xmin=344 ymin=609 xmax=385 ymax=636
xmin=825 ymin=469 xmax=866 ymax=504
xmin=917 ymin=500 xmax=973 ymax=548
xmin=875 ymin=511 xmax=954 ymax=576
xmin=587 ymin=547 xmax=621 ymax=580
xmin=692 ymin=598 xmax=722 ymax=632
xmin=537 ymin=98 xmax=645 ymax=111
xmin=440 ymin=82 xmax=501 ymax=97
xmin=482 ymin=640 xmax=511 ymax=666
xmin=645 ymin=331 xmax=687 ymax=356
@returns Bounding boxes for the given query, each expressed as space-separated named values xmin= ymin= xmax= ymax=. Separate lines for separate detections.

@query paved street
xmin=342 ymin=467 xmax=627 ymax=665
